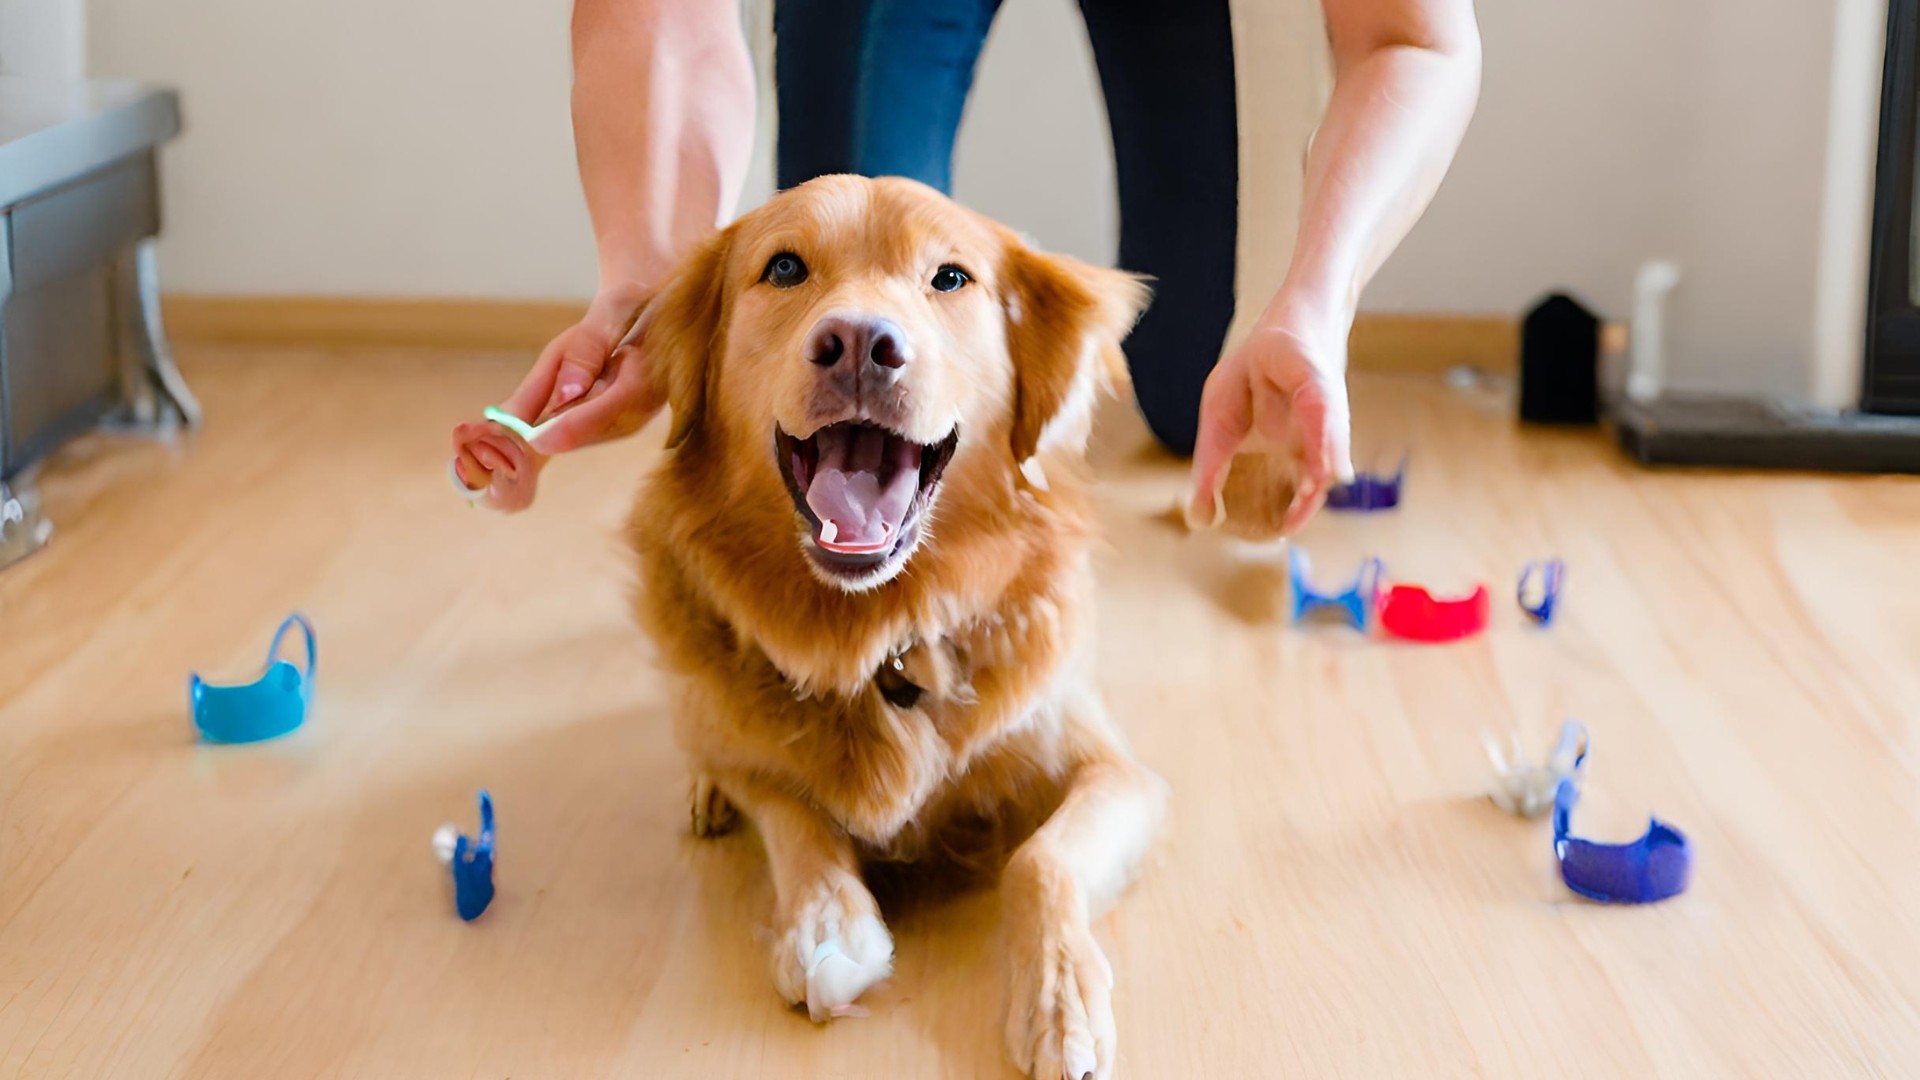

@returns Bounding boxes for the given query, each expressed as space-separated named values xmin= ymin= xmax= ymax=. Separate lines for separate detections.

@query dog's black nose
xmin=806 ymin=315 xmax=911 ymax=370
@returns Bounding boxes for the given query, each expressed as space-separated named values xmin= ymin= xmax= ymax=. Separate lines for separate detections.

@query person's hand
xmin=1186 ymin=301 xmax=1355 ymax=537
xmin=450 ymin=419 xmax=542 ymax=513
xmin=450 ymin=282 xmax=659 ymax=510
xmin=508 ymin=281 xmax=663 ymax=452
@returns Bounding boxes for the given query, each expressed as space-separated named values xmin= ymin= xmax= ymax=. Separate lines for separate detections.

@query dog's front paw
xmin=769 ymin=873 xmax=893 ymax=1021
xmin=1005 ymin=912 xmax=1116 ymax=1080
xmin=690 ymin=773 xmax=737 ymax=837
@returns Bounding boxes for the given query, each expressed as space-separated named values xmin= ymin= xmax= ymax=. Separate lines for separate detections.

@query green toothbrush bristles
xmin=482 ymin=406 xmax=558 ymax=444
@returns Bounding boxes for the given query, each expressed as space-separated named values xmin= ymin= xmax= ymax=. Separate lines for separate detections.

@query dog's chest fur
xmin=732 ymin=593 xmax=1078 ymax=848
xmin=631 ymin=443 xmax=1102 ymax=860
xmin=639 ymin=531 xmax=1087 ymax=852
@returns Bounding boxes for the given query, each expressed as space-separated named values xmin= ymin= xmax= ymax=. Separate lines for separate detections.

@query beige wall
xmin=87 ymin=0 xmax=1133 ymax=301
xmin=88 ymin=0 xmax=597 ymax=299
xmin=949 ymin=0 xmax=1116 ymax=266
xmin=86 ymin=0 xmax=1321 ymax=307
xmin=737 ymin=0 xmax=1115 ymax=262
xmin=928 ymin=0 xmax=1329 ymax=358
xmin=1369 ymin=0 xmax=1873 ymax=402
xmin=2 ymin=0 xmax=86 ymax=78
xmin=89 ymin=0 xmax=1876 ymax=402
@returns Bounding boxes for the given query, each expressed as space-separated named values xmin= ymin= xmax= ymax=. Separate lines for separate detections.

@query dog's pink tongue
xmin=806 ymin=427 xmax=921 ymax=552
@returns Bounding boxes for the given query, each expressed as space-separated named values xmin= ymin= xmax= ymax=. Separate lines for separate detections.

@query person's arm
xmin=1187 ymin=0 xmax=1480 ymax=533
xmin=574 ymin=0 xmax=754 ymax=313
xmin=453 ymin=0 xmax=754 ymax=508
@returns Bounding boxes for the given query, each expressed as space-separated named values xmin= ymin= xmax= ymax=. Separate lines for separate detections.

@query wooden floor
xmin=4 ymin=346 xmax=1919 ymax=1078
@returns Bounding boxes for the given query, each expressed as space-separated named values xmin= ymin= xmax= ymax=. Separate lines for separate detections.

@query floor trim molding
xmin=163 ymin=296 xmax=584 ymax=353
xmin=163 ymin=295 xmax=1520 ymax=374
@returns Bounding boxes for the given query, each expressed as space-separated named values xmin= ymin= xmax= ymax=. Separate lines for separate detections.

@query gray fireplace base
xmin=0 ymin=471 xmax=52 ymax=568
xmin=1614 ymin=395 xmax=1920 ymax=473
xmin=1 ymin=79 xmax=195 ymax=571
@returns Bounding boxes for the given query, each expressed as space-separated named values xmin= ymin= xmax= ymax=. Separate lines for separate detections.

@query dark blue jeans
xmin=774 ymin=0 xmax=1240 ymax=456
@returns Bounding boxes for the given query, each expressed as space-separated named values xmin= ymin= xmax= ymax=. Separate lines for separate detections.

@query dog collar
xmin=761 ymin=633 xmax=927 ymax=711
xmin=1325 ymin=455 xmax=1407 ymax=511
xmin=432 ymin=790 xmax=496 ymax=921
xmin=1518 ymin=559 xmax=1567 ymax=625
xmin=1377 ymin=579 xmax=1490 ymax=642
xmin=1288 ymin=547 xmax=1381 ymax=630
xmin=873 ymin=647 xmax=924 ymax=710
xmin=1553 ymin=778 xmax=1691 ymax=903
xmin=190 ymin=613 xmax=315 ymax=743
xmin=1485 ymin=720 xmax=1589 ymax=818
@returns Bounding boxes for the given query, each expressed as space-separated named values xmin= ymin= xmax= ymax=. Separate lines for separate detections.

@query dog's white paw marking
xmin=769 ymin=876 xmax=893 ymax=1022
xmin=1006 ymin=916 xmax=1116 ymax=1080
xmin=690 ymin=774 xmax=737 ymax=838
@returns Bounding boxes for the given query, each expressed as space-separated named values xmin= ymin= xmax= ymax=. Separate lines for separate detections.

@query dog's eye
xmin=930 ymin=265 xmax=970 ymax=293
xmin=763 ymin=253 xmax=809 ymax=288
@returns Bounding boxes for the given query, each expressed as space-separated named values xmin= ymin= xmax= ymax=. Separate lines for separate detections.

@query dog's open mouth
xmin=776 ymin=421 xmax=959 ymax=578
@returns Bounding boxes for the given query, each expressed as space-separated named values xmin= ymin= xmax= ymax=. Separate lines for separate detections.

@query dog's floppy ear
xmin=639 ymin=230 xmax=730 ymax=449
xmin=1002 ymin=243 xmax=1151 ymax=464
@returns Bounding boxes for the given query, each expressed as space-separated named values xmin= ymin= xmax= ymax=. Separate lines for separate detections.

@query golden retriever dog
xmin=628 ymin=174 xmax=1163 ymax=1080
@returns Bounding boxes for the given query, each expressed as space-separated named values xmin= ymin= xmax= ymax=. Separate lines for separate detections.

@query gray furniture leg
xmin=1 ymin=85 xmax=191 ymax=573
xmin=134 ymin=238 xmax=200 ymax=427
xmin=106 ymin=237 xmax=199 ymax=434
xmin=0 ymin=470 xmax=53 ymax=570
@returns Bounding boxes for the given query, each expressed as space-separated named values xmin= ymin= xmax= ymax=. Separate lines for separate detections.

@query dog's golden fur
xmin=627 ymin=176 xmax=1163 ymax=1079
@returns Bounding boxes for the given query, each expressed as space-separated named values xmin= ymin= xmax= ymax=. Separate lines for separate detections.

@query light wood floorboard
xmin=2 ymin=346 xmax=1917 ymax=1077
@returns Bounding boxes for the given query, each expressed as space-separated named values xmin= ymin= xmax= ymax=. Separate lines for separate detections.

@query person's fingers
xmin=483 ymin=470 xmax=538 ymax=514
xmin=453 ymin=417 xmax=547 ymax=509
xmin=1186 ymin=364 xmax=1252 ymax=529
xmin=528 ymin=345 xmax=654 ymax=454
xmin=1327 ymin=392 xmax=1355 ymax=484
xmin=498 ymin=335 xmax=572 ymax=421
xmin=540 ymin=289 xmax=650 ymax=419
xmin=1239 ymin=382 xmax=1313 ymax=537
xmin=477 ymin=431 xmax=531 ymax=479
xmin=472 ymin=443 xmax=509 ymax=475
xmin=493 ymin=431 xmax=533 ymax=478
xmin=1286 ymin=381 xmax=1332 ymax=488
xmin=541 ymin=315 xmax=641 ymax=421
xmin=489 ymin=323 xmax=614 ymax=425
xmin=529 ymin=380 xmax=622 ymax=454
xmin=1299 ymin=357 xmax=1354 ymax=482
xmin=451 ymin=419 xmax=498 ymax=450
xmin=1281 ymin=475 xmax=1329 ymax=535
xmin=541 ymin=341 xmax=607 ymax=419
xmin=453 ymin=447 xmax=490 ymax=490
xmin=481 ymin=448 xmax=547 ymax=513
xmin=452 ymin=421 xmax=503 ymax=489
xmin=1276 ymin=378 xmax=1350 ymax=535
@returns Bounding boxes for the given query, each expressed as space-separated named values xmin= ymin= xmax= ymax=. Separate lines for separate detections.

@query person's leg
xmin=776 ymin=0 xmax=1001 ymax=191
xmin=775 ymin=0 xmax=867 ymax=188
xmin=1078 ymin=0 xmax=1240 ymax=456
xmin=853 ymin=0 xmax=1002 ymax=192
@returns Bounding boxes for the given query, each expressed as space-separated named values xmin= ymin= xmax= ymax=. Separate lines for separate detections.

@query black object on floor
xmin=1519 ymin=294 xmax=1600 ymax=425
xmin=1614 ymin=396 xmax=1920 ymax=472
xmin=1863 ymin=0 xmax=1920 ymax=414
